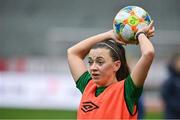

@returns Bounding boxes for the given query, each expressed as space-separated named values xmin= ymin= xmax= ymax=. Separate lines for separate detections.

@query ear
xmin=113 ymin=60 xmax=121 ymax=72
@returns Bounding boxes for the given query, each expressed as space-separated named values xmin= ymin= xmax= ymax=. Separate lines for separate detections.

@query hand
xmin=147 ymin=21 xmax=155 ymax=39
xmin=136 ymin=20 xmax=155 ymax=39
xmin=107 ymin=30 xmax=127 ymax=45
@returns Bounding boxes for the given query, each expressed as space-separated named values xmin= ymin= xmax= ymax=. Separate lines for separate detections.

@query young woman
xmin=67 ymin=21 xmax=155 ymax=119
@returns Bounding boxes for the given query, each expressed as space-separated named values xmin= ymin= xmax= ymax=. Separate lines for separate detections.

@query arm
xmin=67 ymin=30 xmax=121 ymax=82
xmin=131 ymin=21 xmax=155 ymax=87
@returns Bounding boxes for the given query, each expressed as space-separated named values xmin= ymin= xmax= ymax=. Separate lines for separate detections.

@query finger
xmin=148 ymin=20 xmax=154 ymax=30
xmin=149 ymin=28 xmax=155 ymax=33
xmin=117 ymin=41 xmax=127 ymax=45
xmin=151 ymin=26 xmax=155 ymax=31
xmin=147 ymin=35 xmax=153 ymax=39
xmin=147 ymin=26 xmax=155 ymax=36
xmin=147 ymin=32 xmax=155 ymax=39
xmin=113 ymin=34 xmax=127 ymax=45
xmin=121 ymin=43 xmax=127 ymax=46
xmin=151 ymin=33 xmax=155 ymax=36
xmin=148 ymin=33 xmax=155 ymax=37
xmin=147 ymin=29 xmax=154 ymax=35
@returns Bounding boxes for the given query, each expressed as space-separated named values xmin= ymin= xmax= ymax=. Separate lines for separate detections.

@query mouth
xmin=91 ymin=73 xmax=100 ymax=79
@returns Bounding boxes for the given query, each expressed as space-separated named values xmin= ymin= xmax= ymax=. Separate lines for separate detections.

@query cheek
xmin=99 ymin=64 xmax=114 ymax=75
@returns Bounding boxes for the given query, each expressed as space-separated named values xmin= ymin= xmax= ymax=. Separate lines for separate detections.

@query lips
xmin=91 ymin=73 xmax=100 ymax=79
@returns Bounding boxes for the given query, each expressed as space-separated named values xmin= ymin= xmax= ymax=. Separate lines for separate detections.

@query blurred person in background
xmin=161 ymin=52 xmax=180 ymax=119
xmin=138 ymin=94 xmax=145 ymax=119
xmin=67 ymin=21 xmax=155 ymax=119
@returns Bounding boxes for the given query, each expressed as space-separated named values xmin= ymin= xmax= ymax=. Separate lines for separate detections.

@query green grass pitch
xmin=0 ymin=108 xmax=163 ymax=119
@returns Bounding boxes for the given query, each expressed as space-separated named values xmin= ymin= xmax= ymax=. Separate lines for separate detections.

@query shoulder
xmin=76 ymin=71 xmax=92 ymax=93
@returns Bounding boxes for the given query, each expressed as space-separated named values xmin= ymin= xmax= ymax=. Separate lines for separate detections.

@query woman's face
xmin=88 ymin=48 xmax=120 ymax=87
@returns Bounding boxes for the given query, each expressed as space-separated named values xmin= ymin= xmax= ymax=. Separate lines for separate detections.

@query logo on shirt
xmin=81 ymin=101 xmax=99 ymax=112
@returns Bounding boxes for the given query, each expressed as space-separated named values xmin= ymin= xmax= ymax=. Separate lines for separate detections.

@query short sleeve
xmin=124 ymin=75 xmax=143 ymax=115
xmin=76 ymin=71 xmax=92 ymax=93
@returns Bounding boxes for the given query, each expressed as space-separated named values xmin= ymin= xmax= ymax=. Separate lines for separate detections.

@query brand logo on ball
xmin=128 ymin=15 xmax=139 ymax=26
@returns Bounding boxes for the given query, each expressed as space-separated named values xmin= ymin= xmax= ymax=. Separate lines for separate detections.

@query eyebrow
xmin=96 ymin=56 xmax=104 ymax=60
xmin=88 ymin=56 xmax=104 ymax=60
xmin=88 ymin=56 xmax=92 ymax=60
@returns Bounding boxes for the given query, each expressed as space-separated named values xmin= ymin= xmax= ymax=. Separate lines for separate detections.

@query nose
xmin=89 ymin=63 xmax=98 ymax=71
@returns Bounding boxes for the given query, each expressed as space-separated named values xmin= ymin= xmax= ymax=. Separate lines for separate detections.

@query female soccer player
xmin=67 ymin=21 xmax=155 ymax=119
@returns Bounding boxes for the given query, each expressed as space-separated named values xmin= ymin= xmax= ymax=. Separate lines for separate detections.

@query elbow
xmin=143 ymin=49 xmax=155 ymax=60
xmin=67 ymin=47 xmax=74 ymax=56
xmin=67 ymin=46 xmax=86 ymax=59
xmin=67 ymin=48 xmax=75 ymax=62
xmin=67 ymin=47 xmax=82 ymax=59
xmin=67 ymin=48 xmax=74 ymax=60
xmin=67 ymin=48 xmax=71 ymax=55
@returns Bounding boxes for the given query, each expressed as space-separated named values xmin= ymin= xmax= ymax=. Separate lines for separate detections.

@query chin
xmin=93 ymin=79 xmax=104 ymax=85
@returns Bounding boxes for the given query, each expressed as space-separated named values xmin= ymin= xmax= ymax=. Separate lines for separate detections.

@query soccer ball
xmin=113 ymin=6 xmax=151 ymax=44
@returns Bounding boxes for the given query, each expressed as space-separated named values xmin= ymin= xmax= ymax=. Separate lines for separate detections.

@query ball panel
xmin=133 ymin=6 xmax=147 ymax=18
xmin=137 ymin=22 xmax=148 ymax=30
xmin=144 ymin=13 xmax=151 ymax=24
xmin=113 ymin=22 xmax=124 ymax=34
xmin=115 ymin=11 xmax=130 ymax=22
xmin=121 ymin=24 xmax=134 ymax=40
xmin=122 ymin=6 xmax=134 ymax=13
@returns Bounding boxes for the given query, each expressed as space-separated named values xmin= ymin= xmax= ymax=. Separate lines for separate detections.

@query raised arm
xmin=67 ymin=31 xmax=122 ymax=82
xmin=131 ymin=21 xmax=155 ymax=87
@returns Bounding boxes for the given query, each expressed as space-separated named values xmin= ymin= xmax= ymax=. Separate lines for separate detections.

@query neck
xmin=96 ymin=77 xmax=118 ymax=87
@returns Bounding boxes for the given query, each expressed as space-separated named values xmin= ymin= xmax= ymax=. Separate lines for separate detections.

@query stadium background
xmin=0 ymin=0 xmax=179 ymax=119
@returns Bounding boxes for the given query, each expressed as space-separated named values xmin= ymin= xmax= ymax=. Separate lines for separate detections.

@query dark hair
xmin=91 ymin=40 xmax=130 ymax=81
xmin=168 ymin=52 xmax=180 ymax=75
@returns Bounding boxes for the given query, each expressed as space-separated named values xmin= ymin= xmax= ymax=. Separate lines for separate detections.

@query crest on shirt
xmin=81 ymin=101 xmax=99 ymax=112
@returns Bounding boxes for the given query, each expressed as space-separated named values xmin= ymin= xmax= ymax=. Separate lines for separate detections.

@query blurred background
xmin=0 ymin=0 xmax=179 ymax=119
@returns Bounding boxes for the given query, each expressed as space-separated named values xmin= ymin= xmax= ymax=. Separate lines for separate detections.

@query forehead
xmin=89 ymin=48 xmax=111 ymax=60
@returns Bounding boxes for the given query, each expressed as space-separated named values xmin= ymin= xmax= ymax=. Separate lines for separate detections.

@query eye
xmin=88 ymin=60 xmax=93 ymax=66
xmin=96 ymin=61 xmax=104 ymax=66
